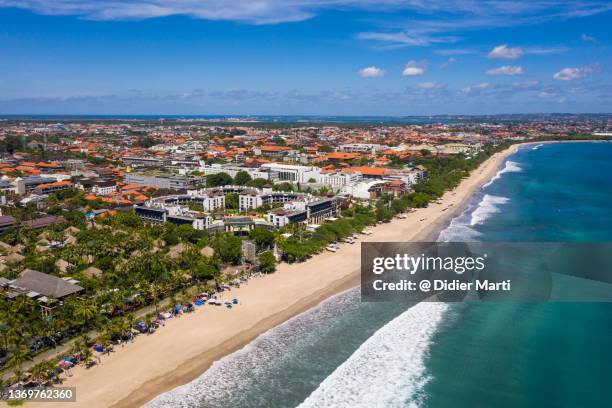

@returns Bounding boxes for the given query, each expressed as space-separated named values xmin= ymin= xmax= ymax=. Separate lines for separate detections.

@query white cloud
xmin=553 ymin=66 xmax=595 ymax=80
xmin=488 ymin=44 xmax=523 ymax=59
xmin=581 ymin=33 xmax=597 ymax=42
xmin=402 ymin=60 xmax=426 ymax=76
xmin=461 ymin=82 xmax=491 ymax=94
xmin=416 ymin=81 xmax=444 ymax=90
xmin=538 ymin=90 xmax=557 ymax=98
xmin=0 ymin=0 xmax=316 ymax=23
xmin=440 ymin=57 xmax=456 ymax=69
xmin=1 ymin=0 xmax=611 ymax=26
xmin=358 ymin=66 xmax=385 ymax=78
xmin=357 ymin=32 xmax=431 ymax=47
xmin=486 ymin=65 xmax=524 ymax=76
xmin=513 ymin=80 xmax=540 ymax=89
xmin=524 ymin=46 xmax=569 ymax=55
xmin=435 ymin=49 xmax=475 ymax=56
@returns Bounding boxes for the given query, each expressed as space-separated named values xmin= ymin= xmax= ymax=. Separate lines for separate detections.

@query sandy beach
xmin=35 ymin=143 xmax=519 ymax=408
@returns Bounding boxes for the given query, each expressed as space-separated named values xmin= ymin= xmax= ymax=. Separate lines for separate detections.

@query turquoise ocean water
xmin=147 ymin=142 xmax=612 ymax=408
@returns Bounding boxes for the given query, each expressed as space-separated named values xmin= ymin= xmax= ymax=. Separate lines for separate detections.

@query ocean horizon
xmin=147 ymin=141 xmax=612 ymax=408
xmin=2 ymin=114 xmax=610 ymax=125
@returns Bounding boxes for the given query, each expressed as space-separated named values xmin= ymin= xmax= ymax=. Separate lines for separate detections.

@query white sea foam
xmin=437 ymin=210 xmax=480 ymax=242
xmin=440 ymin=159 xmax=517 ymax=241
xmin=146 ymin=288 xmax=360 ymax=408
xmin=469 ymin=194 xmax=509 ymax=226
xmin=297 ymin=303 xmax=448 ymax=408
xmin=531 ymin=144 xmax=544 ymax=150
xmin=482 ymin=160 xmax=522 ymax=188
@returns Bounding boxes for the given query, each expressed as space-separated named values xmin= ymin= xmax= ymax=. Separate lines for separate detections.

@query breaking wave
xmin=297 ymin=303 xmax=449 ymax=408
xmin=437 ymin=209 xmax=481 ymax=242
xmin=482 ymin=160 xmax=522 ymax=188
xmin=438 ymin=191 xmax=510 ymax=241
xmin=470 ymin=194 xmax=510 ymax=226
xmin=145 ymin=288 xmax=361 ymax=408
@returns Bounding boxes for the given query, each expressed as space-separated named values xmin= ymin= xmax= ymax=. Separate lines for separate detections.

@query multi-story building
xmin=200 ymin=163 xmax=272 ymax=180
xmin=34 ymin=181 xmax=74 ymax=195
xmin=124 ymin=173 xmax=201 ymax=190
xmin=238 ymin=189 xmax=302 ymax=212
xmin=134 ymin=202 xmax=211 ymax=230
xmin=254 ymin=145 xmax=293 ymax=158
xmin=267 ymin=196 xmax=342 ymax=228
xmin=337 ymin=143 xmax=388 ymax=154
xmin=260 ymin=163 xmax=321 ymax=183
xmin=122 ymin=156 xmax=164 ymax=167
xmin=91 ymin=180 xmax=117 ymax=195
xmin=135 ymin=186 xmax=343 ymax=231
xmin=14 ymin=176 xmax=56 ymax=195
xmin=319 ymin=171 xmax=361 ymax=188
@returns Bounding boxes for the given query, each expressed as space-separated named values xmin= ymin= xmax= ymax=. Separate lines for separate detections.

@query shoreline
xmin=40 ymin=143 xmax=520 ymax=408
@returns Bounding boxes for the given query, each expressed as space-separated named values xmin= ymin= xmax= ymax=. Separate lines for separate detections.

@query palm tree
xmin=0 ymin=323 xmax=21 ymax=355
xmin=7 ymin=341 xmax=31 ymax=384
xmin=125 ymin=314 xmax=136 ymax=341
xmin=98 ymin=331 xmax=112 ymax=355
xmin=73 ymin=299 xmax=98 ymax=328
xmin=82 ymin=346 xmax=94 ymax=367
xmin=143 ymin=314 xmax=153 ymax=335
xmin=169 ymin=294 xmax=178 ymax=314
xmin=30 ymin=360 xmax=53 ymax=384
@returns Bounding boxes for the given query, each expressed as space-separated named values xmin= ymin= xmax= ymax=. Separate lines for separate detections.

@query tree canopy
xmin=206 ymin=172 xmax=233 ymax=187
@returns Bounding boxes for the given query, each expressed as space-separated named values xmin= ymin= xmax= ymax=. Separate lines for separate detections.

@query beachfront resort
xmin=0 ymin=117 xmax=610 ymax=400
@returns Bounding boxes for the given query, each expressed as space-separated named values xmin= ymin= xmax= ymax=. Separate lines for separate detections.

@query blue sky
xmin=0 ymin=1 xmax=610 ymax=115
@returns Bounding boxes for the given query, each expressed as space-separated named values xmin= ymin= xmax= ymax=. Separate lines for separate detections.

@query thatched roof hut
xmin=55 ymin=259 xmax=73 ymax=274
xmin=64 ymin=226 xmax=80 ymax=235
xmin=6 ymin=252 xmax=25 ymax=264
xmin=200 ymin=246 xmax=215 ymax=258
xmin=64 ymin=235 xmax=77 ymax=245
xmin=166 ymin=243 xmax=188 ymax=260
xmin=82 ymin=266 xmax=103 ymax=278
xmin=9 ymin=244 xmax=24 ymax=254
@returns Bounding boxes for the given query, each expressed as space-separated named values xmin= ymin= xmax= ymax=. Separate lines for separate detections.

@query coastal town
xmin=0 ymin=115 xmax=610 ymax=403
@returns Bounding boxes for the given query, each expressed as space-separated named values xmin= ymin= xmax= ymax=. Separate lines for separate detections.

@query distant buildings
xmin=122 ymin=156 xmax=163 ymax=167
xmin=14 ymin=176 xmax=56 ymax=195
xmin=3 ymin=116 xmax=568 ymax=235
xmin=260 ymin=163 xmax=320 ymax=183
xmin=254 ymin=145 xmax=293 ymax=158
xmin=34 ymin=180 xmax=73 ymax=195
xmin=124 ymin=173 xmax=201 ymax=190
xmin=337 ymin=143 xmax=388 ymax=154
xmin=200 ymin=163 xmax=271 ymax=180
xmin=91 ymin=180 xmax=117 ymax=195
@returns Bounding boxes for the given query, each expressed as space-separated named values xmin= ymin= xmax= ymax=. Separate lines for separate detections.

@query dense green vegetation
xmin=0 ymin=211 xmax=252 ymax=381
xmin=413 ymin=142 xmax=511 ymax=200
xmin=206 ymin=172 xmax=233 ymax=187
xmin=258 ymin=251 xmax=276 ymax=273
xmin=233 ymin=171 xmax=252 ymax=185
